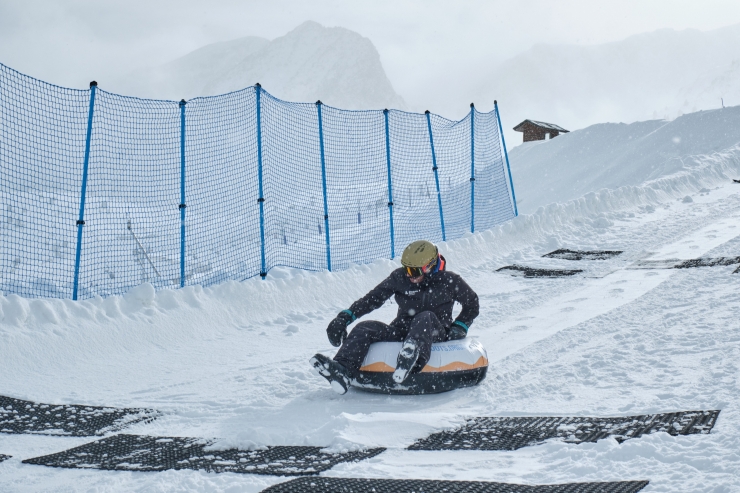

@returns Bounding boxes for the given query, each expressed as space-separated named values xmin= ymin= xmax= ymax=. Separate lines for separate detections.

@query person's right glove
xmin=447 ymin=321 xmax=468 ymax=341
xmin=326 ymin=310 xmax=355 ymax=347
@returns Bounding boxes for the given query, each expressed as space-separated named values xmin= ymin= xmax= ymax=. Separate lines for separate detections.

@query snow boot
xmin=310 ymin=353 xmax=352 ymax=394
xmin=393 ymin=339 xmax=421 ymax=384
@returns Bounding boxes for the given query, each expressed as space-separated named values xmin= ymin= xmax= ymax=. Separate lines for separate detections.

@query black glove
xmin=447 ymin=321 xmax=468 ymax=341
xmin=327 ymin=310 xmax=354 ymax=347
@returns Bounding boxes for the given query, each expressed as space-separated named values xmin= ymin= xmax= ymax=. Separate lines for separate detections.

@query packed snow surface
xmin=1 ymin=111 xmax=740 ymax=491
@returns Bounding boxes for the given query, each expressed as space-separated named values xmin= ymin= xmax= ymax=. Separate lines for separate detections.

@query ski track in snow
xmin=1 ymin=169 xmax=740 ymax=490
xmin=646 ymin=212 xmax=740 ymax=260
xmin=485 ymin=198 xmax=740 ymax=364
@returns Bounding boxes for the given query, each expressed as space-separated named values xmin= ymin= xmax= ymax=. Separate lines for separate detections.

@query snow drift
xmin=509 ymin=105 xmax=740 ymax=213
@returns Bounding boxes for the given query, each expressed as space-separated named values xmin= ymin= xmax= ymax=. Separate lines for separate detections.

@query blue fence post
xmin=425 ymin=110 xmax=446 ymax=241
xmin=72 ymin=80 xmax=97 ymax=300
xmin=256 ymin=84 xmax=267 ymax=279
xmin=383 ymin=109 xmax=396 ymax=259
xmin=316 ymin=100 xmax=331 ymax=271
xmin=470 ymin=103 xmax=475 ymax=233
xmin=178 ymin=99 xmax=187 ymax=287
xmin=494 ymin=100 xmax=518 ymax=217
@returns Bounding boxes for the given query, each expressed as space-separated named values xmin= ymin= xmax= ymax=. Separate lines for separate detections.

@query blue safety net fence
xmin=0 ymin=62 xmax=516 ymax=300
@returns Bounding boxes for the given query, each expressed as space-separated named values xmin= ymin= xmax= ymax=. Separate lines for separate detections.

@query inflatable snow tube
xmin=351 ymin=338 xmax=488 ymax=395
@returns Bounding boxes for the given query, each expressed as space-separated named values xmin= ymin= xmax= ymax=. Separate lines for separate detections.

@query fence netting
xmin=0 ymin=63 xmax=516 ymax=299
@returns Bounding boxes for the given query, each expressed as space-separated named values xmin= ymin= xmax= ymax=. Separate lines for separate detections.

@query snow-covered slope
xmin=1 ymin=110 xmax=739 ymax=491
xmin=113 ymin=21 xmax=406 ymax=110
xmin=481 ymin=23 xmax=740 ymax=144
xmin=509 ymin=106 xmax=740 ymax=213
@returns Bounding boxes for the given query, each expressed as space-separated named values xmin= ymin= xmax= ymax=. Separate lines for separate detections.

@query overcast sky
xmin=3 ymin=0 xmax=740 ymax=115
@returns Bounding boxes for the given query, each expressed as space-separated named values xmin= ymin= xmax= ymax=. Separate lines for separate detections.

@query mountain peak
xmin=113 ymin=22 xmax=405 ymax=110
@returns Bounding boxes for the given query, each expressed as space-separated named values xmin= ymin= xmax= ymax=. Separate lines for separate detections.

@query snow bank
xmin=509 ymin=106 xmax=740 ymax=213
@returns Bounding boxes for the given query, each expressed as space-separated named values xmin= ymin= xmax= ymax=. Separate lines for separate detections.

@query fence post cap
xmin=179 ymin=99 xmax=186 ymax=106
xmin=424 ymin=110 xmax=430 ymax=115
xmin=383 ymin=108 xmax=388 ymax=113
xmin=494 ymin=100 xmax=498 ymax=105
xmin=316 ymin=100 xmax=322 ymax=105
xmin=470 ymin=103 xmax=474 ymax=108
xmin=255 ymin=82 xmax=261 ymax=88
xmin=89 ymin=81 xmax=97 ymax=88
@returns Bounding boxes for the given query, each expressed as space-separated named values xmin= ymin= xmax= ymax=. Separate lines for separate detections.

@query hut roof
xmin=513 ymin=119 xmax=569 ymax=133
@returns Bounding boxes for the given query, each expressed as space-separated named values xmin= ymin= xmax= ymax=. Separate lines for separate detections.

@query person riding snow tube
xmin=310 ymin=240 xmax=486 ymax=395
xmin=351 ymin=337 xmax=488 ymax=394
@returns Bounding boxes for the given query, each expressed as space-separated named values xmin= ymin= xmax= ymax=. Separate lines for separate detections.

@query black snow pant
xmin=333 ymin=311 xmax=448 ymax=375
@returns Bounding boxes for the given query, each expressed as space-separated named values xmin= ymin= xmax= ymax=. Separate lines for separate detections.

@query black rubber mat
xmin=674 ymin=256 xmax=740 ymax=269
xmin=629 ymin=257 xmax=740 ymax=270
xmin=496 ymin=265 xmax=583 ymax=278
xmin=408 ymin=410 xmax=720 ymax=451
xmin=0 ymin=395 xmax=159 ymax=436
xmin=0 ymin=454 xmax=10 ymax=463
xmin=23 ymin=434 xmax=385 ymax=476
xmin=542 ymin=249 xmax=623 ymax=261
xmin=261 ymin=477 xmax=650 ymax=493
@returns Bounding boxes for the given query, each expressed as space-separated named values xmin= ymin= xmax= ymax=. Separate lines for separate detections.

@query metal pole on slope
xmin=316 ymin=100 xmax=331 ymax=271
xmin=72 ymin=81 xmax=97 ymax=300
xmin=256 ymin=84 xmax=267 ymax=279
xmin=470 ymin=103 xmax=475 ymax=233
xmin=494 ymin=100 xmax=518 ymax=217
xmin=425 ymin=110 xmax=446 ymax=242
xmin=127 ymin=220 xmax=161 ymax=277
xmin=179 ymin=99 xmax=187 ymax=287
xmin=383 ymin=109 xmax=396 ymax=259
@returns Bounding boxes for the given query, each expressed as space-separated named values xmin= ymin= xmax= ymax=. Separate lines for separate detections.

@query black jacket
xmin=348 ymin=257 xmax=479 ymax=331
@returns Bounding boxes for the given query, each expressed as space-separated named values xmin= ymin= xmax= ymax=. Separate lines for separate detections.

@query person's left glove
xmin=326 ymin=310 xmax=355 ymax=347
xmin=447 ymin=321 xmax=468 ymax=341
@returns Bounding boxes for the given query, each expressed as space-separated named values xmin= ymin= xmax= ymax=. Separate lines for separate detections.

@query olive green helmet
xmin=401 ymin=240 xmax=438 ymax=268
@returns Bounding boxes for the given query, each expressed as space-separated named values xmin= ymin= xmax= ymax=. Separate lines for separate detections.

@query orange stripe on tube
xmin=420 ymin=356 xmax=488 ymax=373
xmin=360 ymin=356 xmax=488 ymax=373
xmin=359 ymin=362 xmax=396 ymax=373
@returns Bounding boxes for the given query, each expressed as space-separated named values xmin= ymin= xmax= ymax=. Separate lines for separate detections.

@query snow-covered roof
xmin=513 ymin=119 xmax=569 ymax=133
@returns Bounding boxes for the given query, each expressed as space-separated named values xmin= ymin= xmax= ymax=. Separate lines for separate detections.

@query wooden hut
xmin=513 ymin=120 xmax=569 ymax=142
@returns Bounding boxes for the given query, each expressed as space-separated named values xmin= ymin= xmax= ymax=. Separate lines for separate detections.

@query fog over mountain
xmin=477 ymin=23 xmax=740 ymax=145
xmin=101 ymin=20 xmax=740 ymax=142
xmin=111 ymin=21 xmax=405 ymax=110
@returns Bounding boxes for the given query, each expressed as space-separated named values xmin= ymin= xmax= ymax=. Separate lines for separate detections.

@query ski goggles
xmin=404 ymin=257 xmax=437 ymax=278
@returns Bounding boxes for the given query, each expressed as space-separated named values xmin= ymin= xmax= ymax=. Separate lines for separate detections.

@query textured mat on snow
xmin=629 ymin=257 xmax=740 ymax=270
xmin=542 ymin=249 xmax=623 ymax=261
xmin=674 ymin=256 xmax=740 ymax=268
xmin=23 ymin=434 xmax=385 ymax=476
xmin=496 ymin=265 xmax=583 ymax=278
xmin=0 ymin=395 xmax=159 ymax=436
xmin=408 ymin=411 xmax=720 ymax=451
xmin=0 ymin=454 xmax=10 ymax=463
xmin=261 ymin=477 xmax=650 ymax=493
